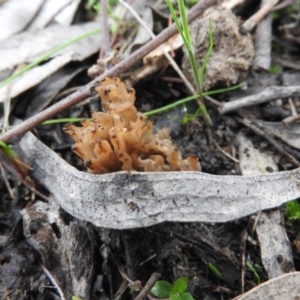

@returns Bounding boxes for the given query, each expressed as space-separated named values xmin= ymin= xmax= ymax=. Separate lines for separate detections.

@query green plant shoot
xmin=208 ymin=262 xmax=222 ymax=279
xmin=166 ymin=0 xmax=212 ymax=126
xmin=151 ymin=277 xmax=194 ymax=300
xmin=285 ymin=200 xmax=300 ymax=221
xmin=0 ymin=141 xmax=15 ymax=158
xmin=0 ymin=140 xmax=30 ymax=178
xmin=41 ymin=82 xmax=244 ymax=126
xmin=246 ymin=260 xmax=261 ymax=285
xmin=145 ymin=82 xmax=244 ymax=116
xmin=198 ymin=20 xmax=214 ymax=85
xmin=151 ymin=280 xmax=173 ymax=298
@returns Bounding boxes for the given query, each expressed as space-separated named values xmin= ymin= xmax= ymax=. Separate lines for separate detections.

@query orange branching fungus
xmin=64 ymin=77 xmax=201 ymax=174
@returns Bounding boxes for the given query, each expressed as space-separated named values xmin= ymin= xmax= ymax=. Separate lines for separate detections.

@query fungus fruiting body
xmin=64 ymin=77 xmax=201 ymax=174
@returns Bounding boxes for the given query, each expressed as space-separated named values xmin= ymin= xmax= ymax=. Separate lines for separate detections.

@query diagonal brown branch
xmin=0 ymin=0 xmax=216 ymax=144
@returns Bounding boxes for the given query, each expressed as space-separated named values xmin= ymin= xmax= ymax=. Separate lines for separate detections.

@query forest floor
xmin=1 ymin=0 xmax=300 ymax=299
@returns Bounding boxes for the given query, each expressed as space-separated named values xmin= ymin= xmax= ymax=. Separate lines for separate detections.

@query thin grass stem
xmin=166 ymin=0 xmax=214 ymax=125
xmin=41 ymin=82 xmax=245 ymax=124
xmin=199 ymin=20 xmax=214 ymax=85
xmin=145 ymin=82 xmax=244 ymax=116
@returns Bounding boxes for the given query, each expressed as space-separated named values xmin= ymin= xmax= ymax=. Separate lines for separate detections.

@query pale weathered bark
xmin=220 ymin=86 xmax=300 ymax=115
xmin=15 ymin=133 xmax=300 ymax=229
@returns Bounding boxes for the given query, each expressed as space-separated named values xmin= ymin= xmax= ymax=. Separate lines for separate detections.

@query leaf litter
xmin=28 ymin=0 xmax=80 ymax=30
xmin=1 ymin=0 xmax=300 ymax=299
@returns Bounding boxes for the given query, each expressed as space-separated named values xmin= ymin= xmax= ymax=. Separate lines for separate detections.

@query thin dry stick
xmin=251 ymin=210 xmax=262 ymax=236
xmin=236 ymin=117 xmax=300 ymax=167
xmin=42 ymin=265 xmax=66 ymax=300
xmin=118 ymin=0 xmax=196 ymax=95
xmin=114 ymin=279 xmax=128 ymax=300
xmin=220 ymin=86 xmax=300 ymax=115
xmin=282 ymin=97 xmax=299 ymax=123
xmin=213 ymin=139 xmax=239 ymax=163
xmin=239 ymin=229 xmax=247 ymax=294
xmin=283 ymin=114 xmax=300 ymax=124
xmin=241 ymin=0 xmax=279 ymax=33
xmin=100 ymin=0 xmax=111 ymax=58
xmin=0 ymin=152 xmax=49 ymax=202
xmin=0 ymin=162 xmax=14 ymax=199
xmin=288 ymin=98 xmax=297 ymax=116
xmin=253 ymin=0 xmax=273 ymax=70
xmin=221 ymin=0 xmax=245 ymax=10
xmin=0 ymin=0 xmax=216 ymax=144
xmin=273 ymin=0 xmax=295 ymax=11
xmin=134 ymin=273 xmax=161 ymax=300
xmin=105 ymin=244 xmax=135 ymax=284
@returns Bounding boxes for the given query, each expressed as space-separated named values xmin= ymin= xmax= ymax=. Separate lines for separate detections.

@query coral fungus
xmin=64 ymin=77 xmax=200 ymax=174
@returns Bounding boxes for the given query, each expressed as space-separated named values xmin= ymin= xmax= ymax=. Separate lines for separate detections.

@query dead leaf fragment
xmin=0 ymin=53 xmax=73 ymax=103
xmin=0 ymin=0 xmax=44 ymax=41
xmin=14 ymin=132 xmax=300 ymax=229
xmin=238 ymin=134 xmax=277 ymax=175
xmin=0 ymin=22 xmax=102 ymax=73
xmin=28 ymin=0 xmax=80 ymax=30
xmin=21 ymin=199 xmax=95 ymax=300
xmin=238 ymin=134 xmax=295 ymax=278
xmin=54 ymin=0 xmax=81 ymax=26
xmin=233 ymin=272 xmax=300 ymax=300
xmin=254 ymin=120 xmax=300 ymax=150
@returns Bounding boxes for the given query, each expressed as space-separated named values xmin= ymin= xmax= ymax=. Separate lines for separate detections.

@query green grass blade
xmin=0 ymin=28 xmax=101 ymax=89
xmin=246 ymin=260 xmax=261 ymax=285
xmin=208 ymin=262 xmax=222 ymax=279
xmin=0 ymin=141 xmax=16 ymax=158
xmin=165 ymin=0 xmax=216 ymax=126
xmin=187 ymin=48 xmax=202 ymax=95
xmin=199 ymin=19 xmax=214 ymax=85
xmin=145 ymin=82 xmax=244 ymax=116
xmin=174 ymin=0 xmax=201 ymax=95
xmin=178 ymin=0 xmax=191 ymax=46
xmin=166 ymin=0 xmax=187 ymax=45
xmin=42 ymin=118 xmax=86 ymax=125
xmin=39 ymin=83 xmax=244 ymax=125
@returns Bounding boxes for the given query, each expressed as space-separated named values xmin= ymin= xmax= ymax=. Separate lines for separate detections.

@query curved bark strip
xmin=15 ymin=133 xmax=300 ymax=229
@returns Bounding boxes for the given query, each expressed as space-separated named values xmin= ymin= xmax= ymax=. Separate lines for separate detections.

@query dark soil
xmin=1 ymin=1 xmax=300 ymax=300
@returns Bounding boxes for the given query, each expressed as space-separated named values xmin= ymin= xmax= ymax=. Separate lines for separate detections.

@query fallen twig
xmin=221 ymin=0 xmax=245 ymax=10
xmin=0 ymin=0 xmax=216 ymax=144
xmin=220 ymin=86 xmax=300 ymax=115
xmin=241 ymin=0 xmax=279 ymax=33
xmin=253 ymin=0 xmax=273 ymax=70
xmin=100 ymin=0 xmax=111 ymax=58
xmin=239 ymin=229 xmax=247 ymax=294
xmin=0 ymin=151 xmax=49 ymax=202
xmin=272 ymin=0 xmax=295 ymax=11
xmin=118 ymin=0 xmax=195 ymax=95
xmin=134 ymin=273 xmax=161 ymax=300
xmin=42 ymin=265 xmax=66 ymax=300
